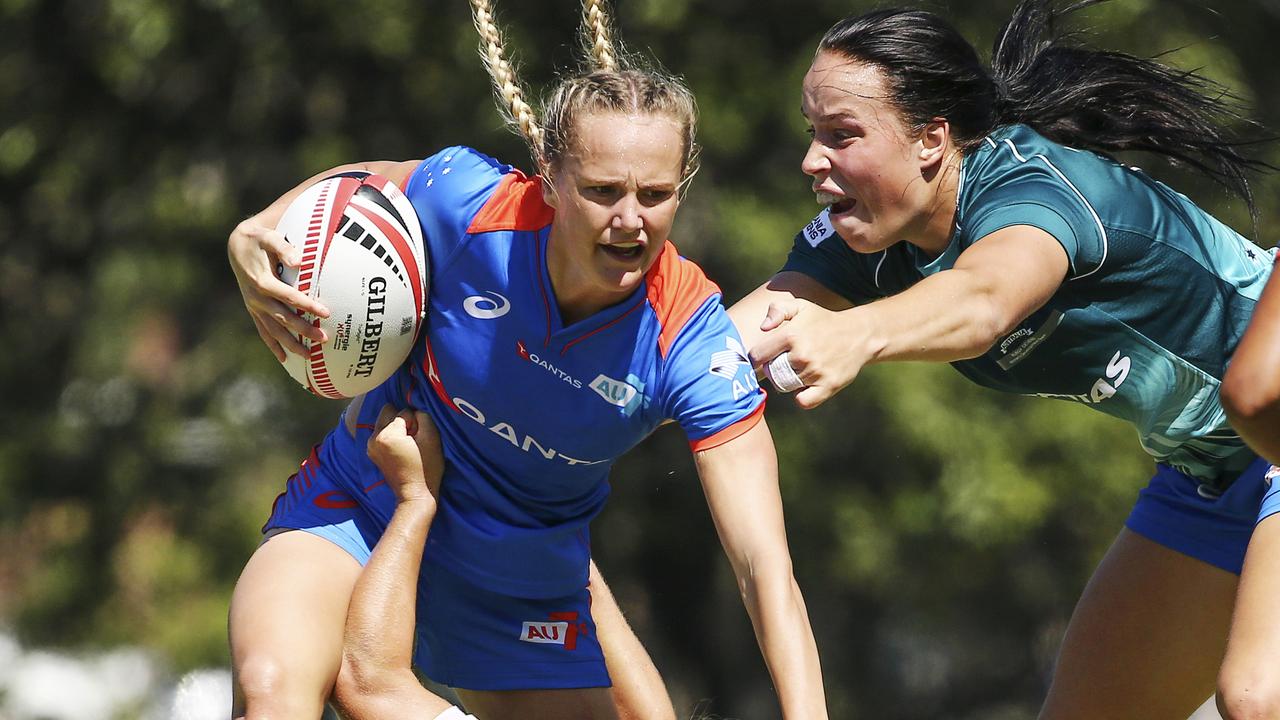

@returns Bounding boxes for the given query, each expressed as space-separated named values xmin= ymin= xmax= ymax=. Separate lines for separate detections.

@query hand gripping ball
xmin=274 ymin=172 xmax=428 ymax=399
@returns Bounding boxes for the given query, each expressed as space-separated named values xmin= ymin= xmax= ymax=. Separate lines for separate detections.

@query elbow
xmin=734 ymin=554 xmax=796 ymax=608
xmin=333 ymin=653 xmax=409 ymax=720
xmin=966 ymin=294 xmax=1015 ymax=361
xmin=1222 ymin=365 xmax=1280 ymax=430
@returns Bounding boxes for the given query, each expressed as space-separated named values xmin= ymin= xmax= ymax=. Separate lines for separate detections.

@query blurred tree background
xmin=1 ymin=0 xmax=1277 ymax=718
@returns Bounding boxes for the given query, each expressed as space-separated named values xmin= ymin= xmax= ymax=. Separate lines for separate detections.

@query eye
xmin=584 ymin=185 xmax=620 ymax=201
xmin=804 ymin=125 xmax=816 ymax=137
xmin=640 ymin=188 xmax=674 ymax=205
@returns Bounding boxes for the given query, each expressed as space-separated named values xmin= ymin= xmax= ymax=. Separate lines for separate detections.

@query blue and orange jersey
xmin=317 ymin=146 xmax=764 ymax=598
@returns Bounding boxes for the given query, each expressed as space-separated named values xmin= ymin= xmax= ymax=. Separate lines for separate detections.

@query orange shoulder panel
xmin=689 ymin=402 xmax=766 ymax=453
xmin=644 ymin=241 xmax=723 ymax=358
xmin=467 ymin=172 xmax=555 ymax=234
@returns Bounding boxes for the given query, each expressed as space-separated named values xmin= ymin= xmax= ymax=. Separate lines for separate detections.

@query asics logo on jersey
xmin=1265 ymin=465 xmax=1279 ymax=489
xmin=463 ymin=291 xmax=511 ymax=319
xmin=451 ymin=396 xmax=606 ymax=466
xmin=1036 ymin=350 xmax=1132 ymax=405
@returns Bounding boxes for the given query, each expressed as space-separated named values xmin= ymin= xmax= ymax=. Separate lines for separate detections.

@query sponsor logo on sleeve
xmin=709 ymin=337 xmax=760 ymax=401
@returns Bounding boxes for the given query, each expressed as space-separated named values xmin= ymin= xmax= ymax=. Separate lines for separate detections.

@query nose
xmin=613 ymin=194 xmax=642 ymax=233
xmin=801 ymin=138 xmax=830 ymax=179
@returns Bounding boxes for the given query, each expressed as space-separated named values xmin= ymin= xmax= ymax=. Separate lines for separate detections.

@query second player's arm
xmin=1221 ymin=259 xmax=1280 ymax=462
xmin=693 ymin=418 xmax=828 ymax=719
xmin=335 ymin=407 xmax=454 ymax=720
xmin=740 ymin=226 xmax=1069 ymax=407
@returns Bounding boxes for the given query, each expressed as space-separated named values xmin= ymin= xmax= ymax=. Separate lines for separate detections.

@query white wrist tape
xmin=766 ymin=352 xmax=805 ymax=393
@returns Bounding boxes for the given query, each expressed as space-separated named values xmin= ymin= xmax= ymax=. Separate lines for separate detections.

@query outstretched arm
xmin=333 ymin=404 xmax=455 ymax=720
xmin=1221 ymin=261 xmax=1280 ymax=462
xmin=228 ymin=159 xmax=421 ymax=361
xmin=694 ymin=418 xmax=828 ymax=719
xmin=745 ymin=226 xmax=1068 ymax=407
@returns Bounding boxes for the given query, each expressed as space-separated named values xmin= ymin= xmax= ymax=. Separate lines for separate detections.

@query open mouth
xmin=817 ymin=190 xmax=856 ymax=216
xmin=600 ymin=242 xmax=645 ymax=261
xmin=830 ymin=199 xmax=856 ymax=215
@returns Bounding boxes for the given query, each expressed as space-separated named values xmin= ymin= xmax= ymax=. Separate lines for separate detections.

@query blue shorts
xmin=262 ymin=435 xmax=610 ymax=691
xmin=1253 ymin=463 xmax=1280 ymax=523
xmin=1125 ymin=456 xmax=1273 ymax=574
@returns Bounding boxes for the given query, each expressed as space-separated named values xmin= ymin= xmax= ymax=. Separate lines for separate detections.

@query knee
xmin=1218 ymin=668 xmax=1280 ymax=720
xmin=236 ymin=654 xmax=327 ymax=719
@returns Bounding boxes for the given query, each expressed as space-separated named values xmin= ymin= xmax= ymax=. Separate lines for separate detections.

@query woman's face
xmin=801 ymin=51 xmax=936 ymax=254
xmin=544 ymin=112 xmax=684 ymax=317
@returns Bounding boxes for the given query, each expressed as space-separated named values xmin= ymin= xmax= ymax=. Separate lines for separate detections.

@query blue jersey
xmin=319 ymin=147 xmax=764 ymax=598
xmin=785 ymin=124 xmax=1274 ymax=484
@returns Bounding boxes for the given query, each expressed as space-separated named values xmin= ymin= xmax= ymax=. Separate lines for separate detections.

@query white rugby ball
xmin=275 ymin=172 xmax=428 ymax=399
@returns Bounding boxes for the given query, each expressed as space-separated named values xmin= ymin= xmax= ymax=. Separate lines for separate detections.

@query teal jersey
xmin=784 ymin=124 xmax=1275 ymax=484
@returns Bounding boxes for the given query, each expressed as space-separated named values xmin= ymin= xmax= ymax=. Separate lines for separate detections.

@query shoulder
xmin=406 ymin=146 xmax=551 ymax=233
xmin=644 ymin=241 xmax=723 ymax=358
xmin=401 ymin=147 xmax=552 ymax=259
xmin=958 ymin=125 xmax=1111 ymax=276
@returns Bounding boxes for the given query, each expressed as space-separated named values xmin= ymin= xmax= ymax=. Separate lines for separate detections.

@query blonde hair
xmin=469 ymin=0 xmax=544 ymax=168
xmin=469 ymin=0 xmax=699 ymax=187
xmin=581 ymin=0 xmax=617 ymax=72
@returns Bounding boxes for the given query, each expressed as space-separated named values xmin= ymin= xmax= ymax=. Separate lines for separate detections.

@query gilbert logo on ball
xmin=275 ymin=172 xmax=428 ymax=398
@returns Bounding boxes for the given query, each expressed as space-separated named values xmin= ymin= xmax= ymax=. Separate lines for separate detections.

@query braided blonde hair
xmin=470 ymin=0 xmax=698 ymax=189
xmin=470 ymin=0 xmax=544 ymax=168
xmin=581 ymin=0 xmax=617 ymax=72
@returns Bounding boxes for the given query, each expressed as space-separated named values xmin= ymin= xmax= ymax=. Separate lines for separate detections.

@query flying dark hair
xmin=818 ymin=0 xmax=1271 ymax=210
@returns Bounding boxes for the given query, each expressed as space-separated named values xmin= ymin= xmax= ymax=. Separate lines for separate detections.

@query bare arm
xmin=747 ymin=226 xmax=1069 ymax=407
xmin=588 ymin=561 xmax=677 ymax=720
xmin=694 ymin=418 xmax=828 ymax=719
xmin=728 ymin=271 xmax=853 ymax=349
xmin=335 ymin=405 xmax=452 ymax=720
xmin=1222 ymin=261 xmax=1280 ymax=461
xmin=228 ymin=159 xmax=421 ymax=361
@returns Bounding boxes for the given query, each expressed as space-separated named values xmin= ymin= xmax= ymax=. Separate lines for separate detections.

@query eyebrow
xmin=800 ymin=107 xmax=861 ymax=124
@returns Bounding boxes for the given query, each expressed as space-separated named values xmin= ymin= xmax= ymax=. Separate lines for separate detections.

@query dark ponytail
xmin=819 ymin=0 xmax=1271 ymax=209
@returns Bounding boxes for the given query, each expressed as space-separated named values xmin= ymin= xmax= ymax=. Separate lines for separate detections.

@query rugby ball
xmin=275 ymin=172 xmax=428 ymax=399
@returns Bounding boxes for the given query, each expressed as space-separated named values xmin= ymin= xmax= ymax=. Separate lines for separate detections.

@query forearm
xmin=250 ymin=160 xmax=415 ymax=227
xmin=343 ymin=498 xmax=435 ymax=691
xmin=854 ymin=267 xmax=1010 ymax=364
xmin=738 ymin=561 xmax=827 ymax=719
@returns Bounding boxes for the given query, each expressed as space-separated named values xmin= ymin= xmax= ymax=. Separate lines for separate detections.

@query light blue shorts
xmin=1125 ymin=456 xmax=1273 ymax=574
xmin=262 ymin=435 xmax=610 ymax=691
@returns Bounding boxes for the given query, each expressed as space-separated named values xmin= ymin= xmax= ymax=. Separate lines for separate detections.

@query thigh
xmin=230 ymin=529 xmax=363 ymax=718
xmin=1040 ymin=528 xmax=1238 ymax=720
xmin=456 ymin=687 xmax=618 ymax=720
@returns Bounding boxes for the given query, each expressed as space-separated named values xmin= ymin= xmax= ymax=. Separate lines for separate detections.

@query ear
xmin=918 ymin=118 xmax=950 ymax=168
xmin=541 ymin=174 xmax=560 ymax=209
